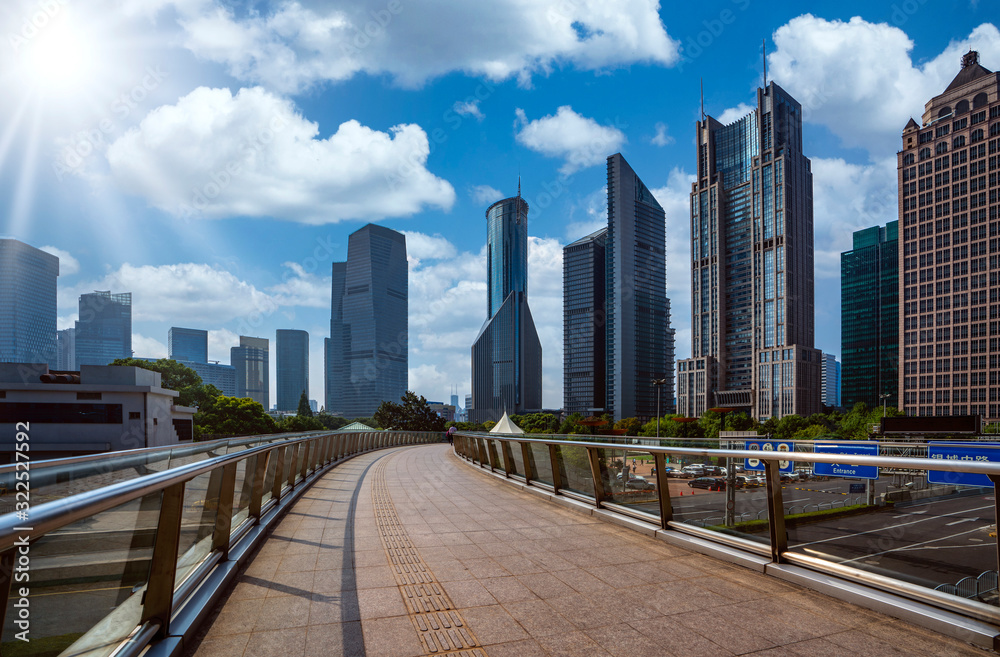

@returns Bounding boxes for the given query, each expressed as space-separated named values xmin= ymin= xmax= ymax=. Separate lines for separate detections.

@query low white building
xmin=0 ymin=363 xmax=196 ymax=463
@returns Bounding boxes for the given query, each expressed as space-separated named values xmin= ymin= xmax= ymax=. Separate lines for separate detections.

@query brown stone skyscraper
xmin=898 ymin=51 xmax=1000 ymax=419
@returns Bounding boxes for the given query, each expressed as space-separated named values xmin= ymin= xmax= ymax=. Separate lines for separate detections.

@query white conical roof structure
xmin=490 ymin=411 xmax=524 ymax=434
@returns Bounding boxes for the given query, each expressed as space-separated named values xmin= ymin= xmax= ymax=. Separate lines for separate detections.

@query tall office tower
xmin=325 ymin=224 xmax=408 ymax=418
xmin=188 ymin=361 xmax=237 ymax=397
xmin=471 ymin=189 xmax=542 ymax=423
xmin=0 ymin=239 xmax=59 ymax=367
xmin=606 ymin=154 xmax=675 ymax=421
xmin=677 ymin=82 xmax=821 ymax=421
xmin=231 ymin=336 xmax=269 ymax=408
xmin=841 ymin=222 xmax=898 ymax=410
xmin=821 ymin=352 xmax=842 ymax=408
xmin=75 ymin=291 xmax=132 ymax=366
xmin=56 ymin=328 xmax=76 ymax=370
xmin=563 ymin=228 xmax=608 ymax=415
xmin=168 ymin=327 xmax=208 ymax=363
xmin=276 ymin=329 xmax=309 ymax=411
xmin=898 ymin=51 xmax=1000 ymax=419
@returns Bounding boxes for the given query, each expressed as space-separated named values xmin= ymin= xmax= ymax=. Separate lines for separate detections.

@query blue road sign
xmin=928 ymin=442 xmax=1000 ymax=487
xmin=814 ymin=442 xmax=879 ymax=480
xmin=744 ymin=440 xmax=794 ymax=473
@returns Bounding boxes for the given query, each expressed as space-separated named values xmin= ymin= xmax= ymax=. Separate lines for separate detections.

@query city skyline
xmin=0 ymin=3 xmax=996 ymax=409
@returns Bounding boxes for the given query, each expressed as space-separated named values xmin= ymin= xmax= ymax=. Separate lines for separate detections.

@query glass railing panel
xmin=527 ymin=443 xmax=553 ymax=486
xmin=600 ymin=447 xmax=660 ymax=522
xmin=231 ymin=457 xmax=252 ymax=531
xmin=508 ymin=441 xmax=525 ymax=478
xmin=261 ymin=449 xmax=278 ymax=506
xmin=554 ymin=444 xmax=594 ymax=499
xmin=282 ymin=448 xmax=295 ymax=492
xmin=1 ymin=492 xmax=161 ymax=657
xmin=487 ymin=440 xmax=502 ymax=471
xmin=175 ymin=471 xmax=218 ymax=589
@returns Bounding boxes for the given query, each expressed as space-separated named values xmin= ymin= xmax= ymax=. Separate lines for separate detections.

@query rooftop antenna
xmin=700 ymin=78 xmax=705 ymax=122
xmin=762 ymin=38 xmax=767 ymax=88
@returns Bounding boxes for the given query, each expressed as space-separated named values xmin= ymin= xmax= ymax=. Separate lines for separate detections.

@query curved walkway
xmin=186 ymin=444 xmax=988 ymax=656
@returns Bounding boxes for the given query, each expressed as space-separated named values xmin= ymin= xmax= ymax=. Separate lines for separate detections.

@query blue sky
xmin=0 ymin=0 xmax=996 ymax=411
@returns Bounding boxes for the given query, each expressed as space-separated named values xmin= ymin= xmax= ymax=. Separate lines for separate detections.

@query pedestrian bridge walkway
xmin=185 ymin=444 xmax=986 ymax=656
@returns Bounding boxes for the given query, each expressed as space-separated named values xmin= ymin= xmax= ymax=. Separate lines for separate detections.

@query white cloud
xmin=268 ymin=262 xmax=330 ymax=308
xmin=57 ymin=314 xmax=78 ymax=331
xmin=207 ymin=328 xmax=239 ymax=362
xmin=650 ymin=168 xmax=696 ymax=361
xmin=563 ymin=185 xmax=607 ymax=242
xmin=132 ymin=333 xmax=168 ymax=359
xmin=715 ymin=103 xmax=755 ymax=126
xmin=469 ymin=185 xmax=503 ymax=206
xmin=402 ymin=231 xmax=458 ymax=264
xmin=103 ymin=86 xmax=455 ymax=223
xmin=453 ymin=100 xmax=484 ymax=121
xmin=515 ymin=106 xmax=626 ymax=175
xmin=39 ymin=246 xmax=80 ymax=275
xmin=158 ymin=0 xmax=679 ymax=92
xmin=650 ymin=122 xmax=675 ymax=146
xmin=769 ymin=17 xmax=1000 ymax=153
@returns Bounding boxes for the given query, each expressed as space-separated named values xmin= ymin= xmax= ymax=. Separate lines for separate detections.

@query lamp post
xmin=880 ymin=393 xmax=889 ymax=418
xmin=709 ymin=407 xmax=736 ymax=526
xmin=651 ymin=379 xmax=667 ymax=440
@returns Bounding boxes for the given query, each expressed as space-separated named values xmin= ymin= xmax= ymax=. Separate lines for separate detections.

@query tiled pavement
xmin=186 ymin=444 xmax=991 ymax=656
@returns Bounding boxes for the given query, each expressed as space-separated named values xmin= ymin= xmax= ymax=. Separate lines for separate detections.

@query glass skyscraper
xmin=841 ymin=222 xmax=898 ymax=410
xmin=168 ymin=327 xmax=208 ymax=363
xmin=821 ymin=352 xmax=842 ymax=409
xmin=276 ymin=329 xmax=309 ymax=411
xmin=677 ymin=82 xmax=820 ymax=420
xmin=232 ymin=336 xmax=269 ymax=409
xmin=471 ymin=190 xmax=542 ymax=423
xmin=606 ymin=154 xmax=675 ymax=421
xmin=325 ymin=224 xmax=408 ymax=418
xmin=0 ymin=239 xmax=59 ymax=367
xmin=75 ymin=291 xmax=132 ymax=366
xmin=563 ymin=228 xmax=607 ymax=415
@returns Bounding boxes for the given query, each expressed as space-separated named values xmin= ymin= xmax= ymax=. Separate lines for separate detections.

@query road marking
xmin=946 ymin=518 xmax=978 ymax=526
xmin=839 ymin=526 xmax=987 ymax=563
xmin=794 ymin=504 xmax=995 ymax=548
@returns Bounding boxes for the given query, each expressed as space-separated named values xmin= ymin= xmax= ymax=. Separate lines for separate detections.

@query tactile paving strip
xmin=372 ymin=457 xmax=488 ymax=656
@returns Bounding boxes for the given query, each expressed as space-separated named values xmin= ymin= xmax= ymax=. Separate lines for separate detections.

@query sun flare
xmin=14 ymin=9 xmax=99 ymax=98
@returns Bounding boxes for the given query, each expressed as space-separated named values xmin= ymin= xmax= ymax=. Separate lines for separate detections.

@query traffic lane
xmin=786 ymin=493 xmax=997 ymax=586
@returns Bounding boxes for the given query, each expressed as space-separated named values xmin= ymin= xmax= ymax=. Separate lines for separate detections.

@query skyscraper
xmin=563 ymin=228 xmax=607 ymax=415
xmin=471 ymin=189 xmax=542 ymax=423
xmin=841 ymin=222 xmax=898 ymax=410
xmin=0 ymin=239 xmax=59 ymax=368
xmin=325 ymin=224 xmax=408 ymax=418
xmin=606 ymin=154 xmax=675 ymax=421
xmin=75 ymin=291 xmax=132 ymax=366
xmin=56 ymin=328 xmax=75 ymax=370
xmin=821 ymin=352 xmax=842 ymax=409
xmin=677 ymin=82 xmax=821 ymax=421
xmin=231 ymin=336 xmax=269 ymax=409
xmin=897 ymin=51 xmax=999 ymax=419
xmin=276 ymin=329 xmax=309 ymax=411
xmin=168 ymin=327 xmax=208 ymax=363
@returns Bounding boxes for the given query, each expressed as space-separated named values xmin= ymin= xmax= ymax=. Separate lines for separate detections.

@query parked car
xmin=664 ymin=467 xmax=686 ymax=478
xmin=688 ymin=477 xmax=726 ymax=491
xmin=682 ymin=466 xmax=705 ymax=477
xmin=779 ymin=472 xmax=799 ymax=483
xmin=703 ymin=465 xmax=727 ymax=477
xmin=624 ymin=476 xmax=656 ymax=491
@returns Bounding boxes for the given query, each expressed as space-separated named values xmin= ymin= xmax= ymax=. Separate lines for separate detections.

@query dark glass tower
xmin=325 ymin=224 xmax=407 ymax=418
xmin=677 ymin=82 xmax=820 ymax=421
xmin=232 ymin=335 xmax=270 ymax=409
xmin=606 ymin=154 xmax=675 ymax=421
xmin=841 ymin=222 xmax=898 ymax=410
xmin=75 ymin=291 xmax=132 ymax=366
xmin=168 ymin=327 xmax=208 ymax=363
xmin=471 ymin=190 xmax=542 ymax=423
xmin=563 ymin=228 xmax=607 ymax=415
xmin=0 ymin=239 xmax=59 ymax=367
xmin=276 ymin=329 xmax=308 ymax=411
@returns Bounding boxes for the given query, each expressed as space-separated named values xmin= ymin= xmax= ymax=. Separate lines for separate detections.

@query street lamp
xmin=879 ymin=393 xmax=890 ymax=418
xmin=709 ymin=407 xmax=736 ymax=526
xmin=651 ymin=379 xmax=667 ymax=439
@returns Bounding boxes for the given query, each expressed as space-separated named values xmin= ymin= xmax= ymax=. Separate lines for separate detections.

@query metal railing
xmin=453 ymin=431 xmax=1000 ymax=629
xmin=0 ymin=430 xmax=441 ymax=657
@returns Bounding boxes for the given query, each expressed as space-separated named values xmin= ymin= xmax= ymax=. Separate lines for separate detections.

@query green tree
xmin=373 ymin=391 xmax=446 ymax=431
xmin=297 ymin=390 xmax=313 ymax=417
xmin=195 ymin=396 xmax=277 ymax=437
xmin=314 ymin=413 xmax=352 ymax=431
xmin=514 ymin=412 xmax=560 ymax=433
xmin=111 ymin=358 xmax=220 ymax=408
xmin=558 ymin=413 xmax=584 ymax=434
xmin=279 ymin=414 xmax=324 ymax=432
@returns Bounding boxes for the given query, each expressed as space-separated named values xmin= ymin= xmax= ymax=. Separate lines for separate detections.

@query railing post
xmin=501 ymin=440 xmax=514 ymax=478
xmin=0 ymin=548 xmax=14 ymax=644
xmin=549 ymin=444 xmax=563 ymax=493
xmin=272 ymin=445 xmax=287 ymax=500
xmin=764 ymin=459 xmax=788 ymax=563
xmin=587 ymin=447 xmax=606 ymax=507
xmin=300 ymin=441 xmax=311 ymax=480
xmin=653 ymin=453 xmax=673 ymax=529
xmin=250 ymin=450 xmax=271 ymax=523
xmin=990 ymin=474 xmax=1000 ymax=580
xmin=143 ymin=481 xmax=186 ymax=639
xmin=211 ymin=463 xmax=238 ymax=559
xmin=521 ymin=442 xmax=534 ymax=483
